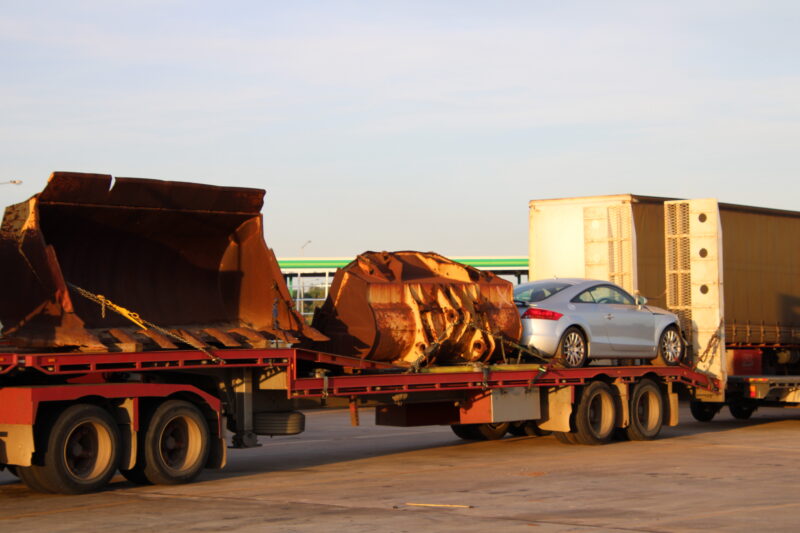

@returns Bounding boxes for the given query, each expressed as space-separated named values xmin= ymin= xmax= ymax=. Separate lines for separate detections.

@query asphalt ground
xmin=2 ymin=403 xmax=799 ymax=532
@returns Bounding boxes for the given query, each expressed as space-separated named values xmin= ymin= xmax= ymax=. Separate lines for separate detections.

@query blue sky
xmin=1 ymin=1 xmax=799 ymax=257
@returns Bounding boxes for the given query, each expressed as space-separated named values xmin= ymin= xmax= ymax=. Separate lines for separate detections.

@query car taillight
xmin=521 ymin=308 xmax=563 ymax=321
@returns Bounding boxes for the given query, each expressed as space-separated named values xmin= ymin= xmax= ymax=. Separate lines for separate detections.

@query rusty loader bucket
xmin=0 ymin=172 xmax=325 ymax=352
xmin=310 ymin=251 xmax=522 ymax=366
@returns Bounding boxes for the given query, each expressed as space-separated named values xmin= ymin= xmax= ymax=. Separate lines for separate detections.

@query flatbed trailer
xmin=0 ymin=347 xmax=719 ymax=494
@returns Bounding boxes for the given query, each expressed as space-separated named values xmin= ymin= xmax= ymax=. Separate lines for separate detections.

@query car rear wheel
xmin=557 ymin=327 xmax=588 ymax=368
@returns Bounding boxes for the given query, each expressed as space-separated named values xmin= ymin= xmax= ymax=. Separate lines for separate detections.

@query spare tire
xmin=253 ymin=411 xmax=305 ymax=436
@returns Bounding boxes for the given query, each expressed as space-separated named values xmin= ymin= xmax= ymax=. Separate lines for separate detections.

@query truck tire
xmin=556 ymin=327 xmax=588 ymax=368
xmin=689 ymin=400 xmax=721 ymax=422
xmin=253 ymin=411 xmax=305 ymax=435
xmin=141 ymin=400 xmax=209 ymax=485
xmin=508 ymin=421 xmax=551 ymax=437
xmin=553 ymin=431 xmax=579 ymax=444
xmin=475 ymin=423 xmax=509 ymax=440
xmin=451 ymin=423 xmax=509 ymax=440
xmin=18 ymin=466 xmax=54 ymax=493
xmin=31 ymin=404 xmax=121 ymax=494
xmin=729 ymin=402 xmax=757 ymax=420
xmin=451 ymin=424 xmax=483 ymax=440
xmin=655 ymin=326 xmax=684 ymax=366
xmin=574 ymin=381 xmax=616 ymax=445
xmin=625 ymin=379 xmax=663 ymax=441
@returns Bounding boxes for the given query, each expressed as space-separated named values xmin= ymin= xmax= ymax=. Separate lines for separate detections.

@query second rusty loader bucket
xmin=0 ymin=172 xmax=326 ymax=352
xmin=310 ymin=251 xmax=522 ymax=367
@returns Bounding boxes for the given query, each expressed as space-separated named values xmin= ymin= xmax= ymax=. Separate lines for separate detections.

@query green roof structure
xmin=278 ymin=256 xmax=528 ymax=274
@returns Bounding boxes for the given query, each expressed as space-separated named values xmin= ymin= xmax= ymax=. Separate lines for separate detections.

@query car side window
xmin=590 ymin=285 xmax=635 ymax=305
xmin=572 ymin=290 xmax=596 ymax=303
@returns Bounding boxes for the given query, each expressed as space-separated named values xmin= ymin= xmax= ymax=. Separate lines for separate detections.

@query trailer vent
xmin=665 ymin=202 xmax=693 ymax=348
xmin=583 ymin=204 xmax=635 ymax=293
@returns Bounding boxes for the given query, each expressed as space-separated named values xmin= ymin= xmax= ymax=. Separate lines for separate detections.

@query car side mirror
xmin=635 ymin=294 xmax=648 ymax=308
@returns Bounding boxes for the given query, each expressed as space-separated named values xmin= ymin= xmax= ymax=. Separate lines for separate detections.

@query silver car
xmin=514 ymin=278 xmax=684 ymax=368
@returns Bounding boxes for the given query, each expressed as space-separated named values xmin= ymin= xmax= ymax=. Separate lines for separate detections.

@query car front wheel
xmin=656 ymin=325 xmax=684 ymax=366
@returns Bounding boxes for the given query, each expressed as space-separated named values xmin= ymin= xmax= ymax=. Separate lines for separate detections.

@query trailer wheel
xmin=626 ymin=379 xmax=663 ymax=441
xmin=689 ymin=400 xmax=721 ymax=422
xmin=574 ymin=381 xmax=616 ymax=445
xmin=33 ymin=404 xmax=121 ymax=494
xmin=475 ymin=423 xmax=509 ymax=440
xmin=451 ymin=424 xmax=483 ymax=440
xmin=656 ymin=326 xmax=684 ymax=366
xmin=729 ymin=402 xmax=757 ymax=420
xmin=508 ymin=421 xmax=551 ymax=437
xmin=553 ymin=431 xmax=579 ymax=444
xmin=18 ymin=466 xmax=54 ymax=493
xmin=141 ymin=400 xmax=209 ymax=485
xmin=451 ymin=423 xmax=509 ymax=440
xmin=556 ymin=327 xmax=588 ymax=368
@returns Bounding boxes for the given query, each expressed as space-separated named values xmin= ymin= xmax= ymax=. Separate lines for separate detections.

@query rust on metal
xmin=0 ymin=171 xmax=326 ymax=352
xmin=310 ymin=251 xmax=522 ymax=366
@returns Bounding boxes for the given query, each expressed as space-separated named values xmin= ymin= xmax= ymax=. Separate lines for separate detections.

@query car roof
xmin=517 ymin=278 xmax=610 ymax=288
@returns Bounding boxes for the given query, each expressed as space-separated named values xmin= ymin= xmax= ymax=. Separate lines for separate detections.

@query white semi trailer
xmin=529 ymin=195 xmax=800 ymax=419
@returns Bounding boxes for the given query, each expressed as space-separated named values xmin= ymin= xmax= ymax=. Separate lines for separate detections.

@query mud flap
xmin=537 ymin=386 xmax=573 ymax=432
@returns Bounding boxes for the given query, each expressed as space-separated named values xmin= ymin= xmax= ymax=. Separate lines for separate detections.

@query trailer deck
xmin=0 ymin=348 xmax=720 ymax=398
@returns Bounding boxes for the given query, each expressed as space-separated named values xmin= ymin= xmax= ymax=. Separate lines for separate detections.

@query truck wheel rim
xmin=661 ymin=330 xmax=682 ymax=363
xmin=63 ymin=421 xmax=112 ymax=481
xmin=587 ymin=392 xmax=614 ymax=437
xmin=563 ymin=332 xmax=585 ymax=366
xmin=635 ymin=389 xmax=660 ymax=431
xmin=159 ymin=415 xmax=202 ymax=472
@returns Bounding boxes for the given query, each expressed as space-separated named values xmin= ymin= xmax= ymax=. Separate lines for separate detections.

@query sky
xmin=1 ymin=1 xmax=799 ymax=259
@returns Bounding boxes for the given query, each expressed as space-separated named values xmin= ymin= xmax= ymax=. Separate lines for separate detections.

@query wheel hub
xmin=661 ymin=330 xmax=682 ymax=363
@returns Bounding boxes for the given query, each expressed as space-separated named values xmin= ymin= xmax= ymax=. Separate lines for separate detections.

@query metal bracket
xmin=315 ymin=368 xmax=330 ymax=399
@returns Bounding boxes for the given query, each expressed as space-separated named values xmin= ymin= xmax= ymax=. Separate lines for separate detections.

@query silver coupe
xmin=514 ymin=278 xmax=684 ymax=368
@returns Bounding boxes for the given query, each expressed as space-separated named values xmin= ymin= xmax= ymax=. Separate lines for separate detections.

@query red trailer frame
xmin=0 ymin=347 xmax=720 ymax=494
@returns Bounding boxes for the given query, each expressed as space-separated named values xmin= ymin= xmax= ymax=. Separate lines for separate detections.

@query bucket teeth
xmin=106 ymin=328 xmax=143 ymax=352
xmin=202 ymin=328 xmax=241 ymax=348
xmin=138 ymin=330 xmax=179 ymax=350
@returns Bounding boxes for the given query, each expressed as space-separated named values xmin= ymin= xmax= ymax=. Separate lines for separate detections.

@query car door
xmin=568 ymin=287 xmax=613 ymax=355
xmin=592 ymin=285 xmax=657 ymax=354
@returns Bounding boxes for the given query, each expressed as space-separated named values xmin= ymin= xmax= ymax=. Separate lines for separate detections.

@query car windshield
xmin=513 ymin=280 xmax=572 ymax=303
